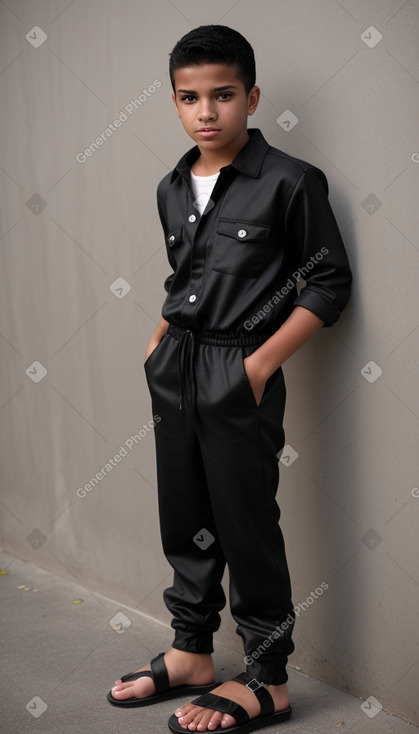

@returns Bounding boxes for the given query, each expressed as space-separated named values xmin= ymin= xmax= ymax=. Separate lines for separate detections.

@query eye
xmin=180 ymin=94 xmax=196 ymax=103
xmin=217 ymin=92 xmax=232 ymax=101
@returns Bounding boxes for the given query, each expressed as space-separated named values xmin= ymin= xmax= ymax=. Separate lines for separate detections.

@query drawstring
xmin=169 ymin=322 xmax=273 ymax=412
xmin=176 ymin=329 xmax=197 ymax=411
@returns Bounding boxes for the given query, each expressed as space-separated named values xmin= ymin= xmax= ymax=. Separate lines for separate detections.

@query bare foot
xmin=111 ymin=648 xmax=215 ymax=703
xmin=174 ymin=679 xmax=290 ymax=731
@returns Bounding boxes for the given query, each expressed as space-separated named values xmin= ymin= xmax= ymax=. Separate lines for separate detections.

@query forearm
xmin=248 ymin=306 xmax=324 ymax=380
xmin=145 ymin=317 xmax=170 ymax=360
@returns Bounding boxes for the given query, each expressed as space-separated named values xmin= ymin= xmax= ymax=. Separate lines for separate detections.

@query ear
xmin=172 ymin=93 xmax=181 ymax=118
xmin=247 ymin=85 xmax=260 ymax=116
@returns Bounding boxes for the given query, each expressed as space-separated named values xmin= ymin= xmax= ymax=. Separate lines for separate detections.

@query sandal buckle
xmin=246 ymin=677 xmax=265 ymax=693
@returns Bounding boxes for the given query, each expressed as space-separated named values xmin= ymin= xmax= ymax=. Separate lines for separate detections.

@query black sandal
xmin=107 ymin=652 xmax=218 ymax=708
xmin=167 ymin=672 xmax=292 ymax=733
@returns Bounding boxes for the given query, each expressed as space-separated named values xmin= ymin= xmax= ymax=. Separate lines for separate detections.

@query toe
xmin=110 ymin=682 xmax=132 ymax=699
xmin=195 ymin=709 xmax=214 ymax=731
xmin=175 ymin=702 xmax=195 ymax=718
xmin=178 ymin=705 xmax=204 ymax=727
xmin=220 ymin=713 xmax=236 ymax=728
xmin=206 ymin=710 xmax=225 ymax=730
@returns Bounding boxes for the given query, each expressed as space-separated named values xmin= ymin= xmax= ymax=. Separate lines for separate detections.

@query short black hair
xmin=169 ymin=25 xmax=256 ymax=94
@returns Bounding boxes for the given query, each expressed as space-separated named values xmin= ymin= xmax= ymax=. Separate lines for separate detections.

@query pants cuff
xmin=245 ymin=654 xmax=290 ymax=685
xmin=172 ymin=630 xmax=214 ymax=654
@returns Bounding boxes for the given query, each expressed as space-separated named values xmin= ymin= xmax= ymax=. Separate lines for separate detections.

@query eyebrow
xmin=176 ymin=85 xmax=238 ymax=94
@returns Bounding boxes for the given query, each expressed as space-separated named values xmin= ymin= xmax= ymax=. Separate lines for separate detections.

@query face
xmin=172 ymin=63 xmax=260 ymax=155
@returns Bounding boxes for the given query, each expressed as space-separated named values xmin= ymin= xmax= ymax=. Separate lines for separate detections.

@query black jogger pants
xmin=144 ymin=323 xmax=295 ymax=684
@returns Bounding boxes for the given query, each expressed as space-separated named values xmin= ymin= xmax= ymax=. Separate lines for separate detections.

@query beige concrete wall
xmin=1 ymin=0 xmax=418 ymax=724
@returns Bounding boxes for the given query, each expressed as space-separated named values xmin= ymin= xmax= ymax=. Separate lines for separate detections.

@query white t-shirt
xmin=190 ymin=171 xmax=220 ymax=215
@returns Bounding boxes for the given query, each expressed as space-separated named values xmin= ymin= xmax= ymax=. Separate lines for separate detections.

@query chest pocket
xmin=212 ymin=219 xmax=271 ymax=278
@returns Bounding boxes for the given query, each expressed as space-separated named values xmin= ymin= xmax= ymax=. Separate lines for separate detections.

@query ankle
xmin=165 ymin=648 xmax=215 ymax=686
xmin=168 ymin=648 xmax=213 ymax=662
xmin=265 ymin=682 xmax=290 ymax=708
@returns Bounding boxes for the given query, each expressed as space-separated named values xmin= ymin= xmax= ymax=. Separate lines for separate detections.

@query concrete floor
xmin=0 ymin=550 xmax=416 ymax=734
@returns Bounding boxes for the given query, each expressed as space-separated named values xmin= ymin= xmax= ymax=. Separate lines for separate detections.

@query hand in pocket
xmin=243 ymin=354 xmax=268 ymax=407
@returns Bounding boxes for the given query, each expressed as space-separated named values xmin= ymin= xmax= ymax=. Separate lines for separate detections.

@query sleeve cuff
xmin=294 ymin=289 xmax=342 ymax=327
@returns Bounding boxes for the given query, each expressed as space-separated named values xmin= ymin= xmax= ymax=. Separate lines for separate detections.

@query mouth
xmin=196 ymin=128 xmax=221 ymax=137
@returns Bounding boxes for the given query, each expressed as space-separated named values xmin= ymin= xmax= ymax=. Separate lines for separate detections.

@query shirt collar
xmin=170 ymin=128 xmax=270 ymax=184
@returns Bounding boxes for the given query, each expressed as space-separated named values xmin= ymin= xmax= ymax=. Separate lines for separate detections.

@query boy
xmin=109 ymin=25 xmax=352 ymax=734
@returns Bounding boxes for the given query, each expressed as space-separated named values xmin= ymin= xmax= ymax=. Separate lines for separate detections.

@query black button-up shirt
xmin=156 ymin=128 xmax=352 ymax=334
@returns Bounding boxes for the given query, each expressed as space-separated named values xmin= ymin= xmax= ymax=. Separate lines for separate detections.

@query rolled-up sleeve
xmin=285 ymin=167 xmax=352 ymax=327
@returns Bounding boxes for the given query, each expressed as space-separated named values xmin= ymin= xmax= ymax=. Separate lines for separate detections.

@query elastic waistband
xmin=167 ymin=323 xmax=271 ymax=347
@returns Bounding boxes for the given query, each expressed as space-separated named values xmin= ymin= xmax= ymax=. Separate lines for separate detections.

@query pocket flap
xmin=216 ymin=219 xmax=271 ymax=242
xmin=167 ymin=225 xmax=183 ymax=247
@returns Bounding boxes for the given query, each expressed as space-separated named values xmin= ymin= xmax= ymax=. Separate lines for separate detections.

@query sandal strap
xmin=150 ymin=652 xmax=170 ymax=694
xmin=120 ymin=652 xmax=168 ymax=689
xmin=190 ymin=693 xmax=249 ymax=726
xmin=233 ymin=672 xmax=274 ymax=717
xmin=120 ymin=669 xmax=152 ymax=683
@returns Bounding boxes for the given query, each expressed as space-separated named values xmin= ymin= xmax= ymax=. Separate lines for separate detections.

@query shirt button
xmin=169 ymin=235 xmax=175 ymax=243
xmin=189 ymin=294 xmax=197 ymax=303
xmin=238 ymin=229 xmax=247 ymax=238
xmin=188 ymin=214 xmax=197 ymax=223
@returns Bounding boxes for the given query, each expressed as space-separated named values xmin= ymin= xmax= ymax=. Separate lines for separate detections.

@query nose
xmin=197 ymin=98 xmax=216 ymax=122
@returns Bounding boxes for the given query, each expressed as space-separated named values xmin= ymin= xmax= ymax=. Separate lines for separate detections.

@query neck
xmin=193 ymin=130 xmax=249 ymax=176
